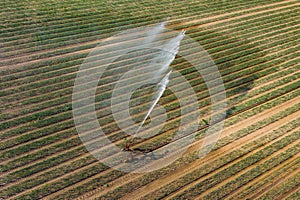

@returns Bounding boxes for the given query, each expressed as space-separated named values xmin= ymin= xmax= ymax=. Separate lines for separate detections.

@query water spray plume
xmin=129 ymin=29 xmax=185 ymax=144
xmin=133 ymin=70 xmax=172 ymax=140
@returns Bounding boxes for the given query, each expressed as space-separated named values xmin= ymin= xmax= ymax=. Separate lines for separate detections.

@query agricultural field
xmin=0 ymin=0 xmax=300 ymax=199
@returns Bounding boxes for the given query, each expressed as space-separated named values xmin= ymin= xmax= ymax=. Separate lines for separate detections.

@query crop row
xmin=230 ymin=150 xmax=300 ymax=199
xmin=1 ymin=53 xmax=298 ymax=177
xmin=0 ymin=0 xmax=266 ymax=47
xmin=1 ymin=0 xmax=298 ymax=189
xmin=1 ymin=9 xmax=298 ymax=89
xmin=1 ymin=1 xmax=296 ymax=60
xmin=1 ymin=1 xmax=299 ymax=198
xmin=285 ymin=187 xmax=300 ymax=200
xmin=1 ymin=20 xmax=298 ymax=119
xmin=2 ymin=87 xmax=299 ymax=198
xmin=3 ymin=96 xmax=298 ymax=195
xmin=176 ymin=1 xmax=299 ymax=30
xmin=255 ymin=166 xmax=300 ymax=199
xmin=87 ymin=109 xmax=300 ymax=200
xmin=1 ymin=31 xmax=298 ymax=117
xmin=1 ymin=39 xmax=298 ymax=155
xmin=1 ymin=0 xmax=284 ymax=28
xmin=191 ymin=132 xmax=300 ymax=200
xmin=1 ymin=47 xmax=298 ymax=159
xmin=1 ymin=45 xmax=298 ymax=164
xmin=0 ymin=0 xmax=286 ymax=43
xmin=1 ymin=29 xmax=298 ymax=115
xmin=2 ymin=103 xmax=300 ymax=198
xmin=1 ymin=5 xmax=296 ymax=70
xmin=2 ymin=70 xmax=299 ymax=185
xmin=0 ymin=0 xmax=251 ymax=34
xmin=143 ymin=84 xmax=300 ymax=156
xmin=2 ymin=9 xmax=298 ymax=72
xmin=3 ymin=24 xmax=298 ymax=96
xmin=51 ymin=108 xmax=300 ymax=200
xmin=1 ymin=63 xmax=298 ymax=169
xmin=1 ymin=5 xmax=297 ymax=78
xmin=132 ymin=117 xmax=300 ymax=200
xmin=97 ymin=67 xmax=300 ymax=151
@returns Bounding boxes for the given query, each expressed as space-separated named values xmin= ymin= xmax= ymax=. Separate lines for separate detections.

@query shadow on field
xmin=192 ymin=29 xmax=267 ymax=117
xmin=95 ymin=28 xmax=267 ymax=149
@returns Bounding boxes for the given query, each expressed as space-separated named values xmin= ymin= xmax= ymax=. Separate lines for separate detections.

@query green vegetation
xmin=0 ymin=0 xmax=299 ymax=199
